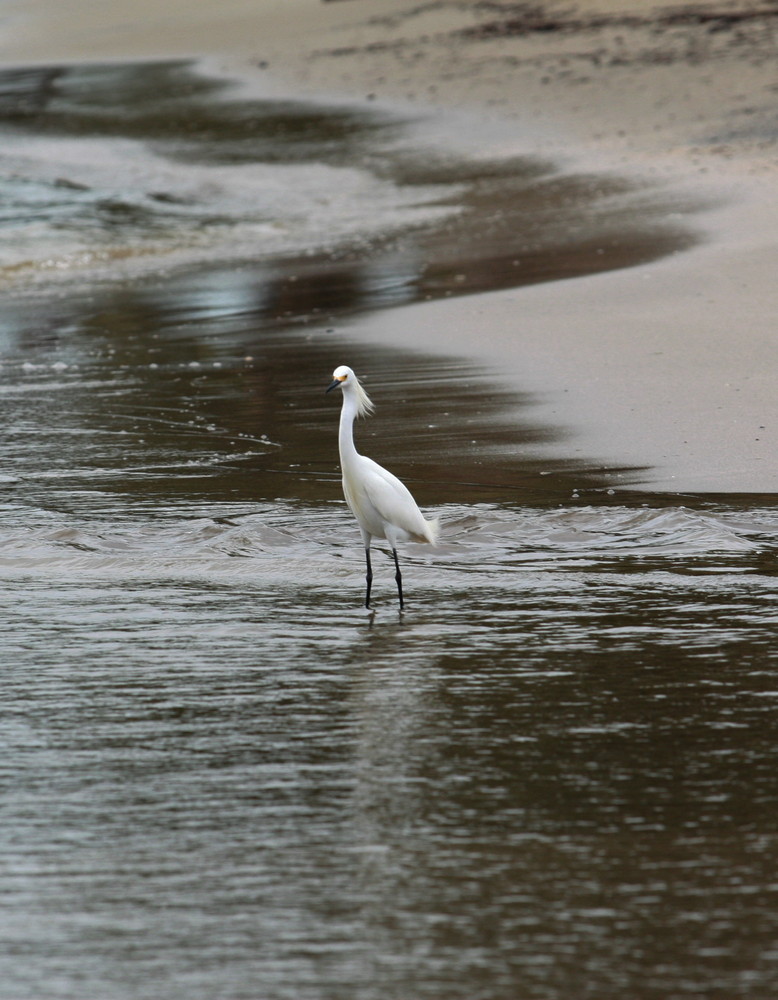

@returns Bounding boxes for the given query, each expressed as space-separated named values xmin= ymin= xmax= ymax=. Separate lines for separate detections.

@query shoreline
xmin=1 ymin=1 xmax=777 ymax=493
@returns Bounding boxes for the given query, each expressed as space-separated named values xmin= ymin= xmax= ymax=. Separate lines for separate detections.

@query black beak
xmin=325 ymin=379 xmax=341 ymax=394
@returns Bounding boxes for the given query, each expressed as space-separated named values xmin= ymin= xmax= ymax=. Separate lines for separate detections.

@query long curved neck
xmin=338 ymin=390 xmax=361 ymax=467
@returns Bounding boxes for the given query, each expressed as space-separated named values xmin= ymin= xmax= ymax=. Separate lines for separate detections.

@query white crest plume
xmin=351 ymin=372 xmax=374 ymax=419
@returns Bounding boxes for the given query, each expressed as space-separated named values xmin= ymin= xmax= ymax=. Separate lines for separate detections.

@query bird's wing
xmin=358 ymin=457 xmax=433 ymax=543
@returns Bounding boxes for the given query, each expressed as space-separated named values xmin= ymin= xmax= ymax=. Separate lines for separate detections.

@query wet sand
xmin=2 ymin=0 xmax=777 ymax=492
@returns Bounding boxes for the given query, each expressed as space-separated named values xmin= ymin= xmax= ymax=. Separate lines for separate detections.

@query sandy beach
xmin=2 ymin=0 xmax=777 ymax=492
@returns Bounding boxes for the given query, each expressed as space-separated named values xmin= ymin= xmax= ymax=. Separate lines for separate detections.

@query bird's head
xmin=326 ymin=365 xmax=353 ymax=392
xmin=326 ymin=365 xmax=374 ymax=417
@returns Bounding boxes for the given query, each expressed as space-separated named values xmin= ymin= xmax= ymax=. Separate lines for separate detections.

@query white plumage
xmin=326 ymin=364 xmax=438 ymax=608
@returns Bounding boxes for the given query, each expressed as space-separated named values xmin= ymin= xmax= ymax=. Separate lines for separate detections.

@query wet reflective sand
xmin=0 ymin=61 xmax=693 ymax=292
xmin=1 ymin=60 xmax=777 ymax=1000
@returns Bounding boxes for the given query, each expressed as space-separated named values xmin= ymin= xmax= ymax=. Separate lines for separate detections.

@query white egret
xmin=326 ymin=365 xmax=438 ymax=609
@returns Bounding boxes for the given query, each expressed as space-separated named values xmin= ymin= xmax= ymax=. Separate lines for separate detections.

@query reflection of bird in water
xmin=326 ymin=365 xmax=438 ymax=610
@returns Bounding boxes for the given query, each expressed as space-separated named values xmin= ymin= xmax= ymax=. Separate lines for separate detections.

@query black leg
xmin=392 ymin=548 xmax=404 ymax=610
xmin=365 ymin=547 xmax=373 ymax=608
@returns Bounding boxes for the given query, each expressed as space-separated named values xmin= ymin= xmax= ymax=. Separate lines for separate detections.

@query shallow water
xmin=2 ymin=290 xmax=778 ymax=1000
xmin=1 ymin=60 xmax=778 ymax=1000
